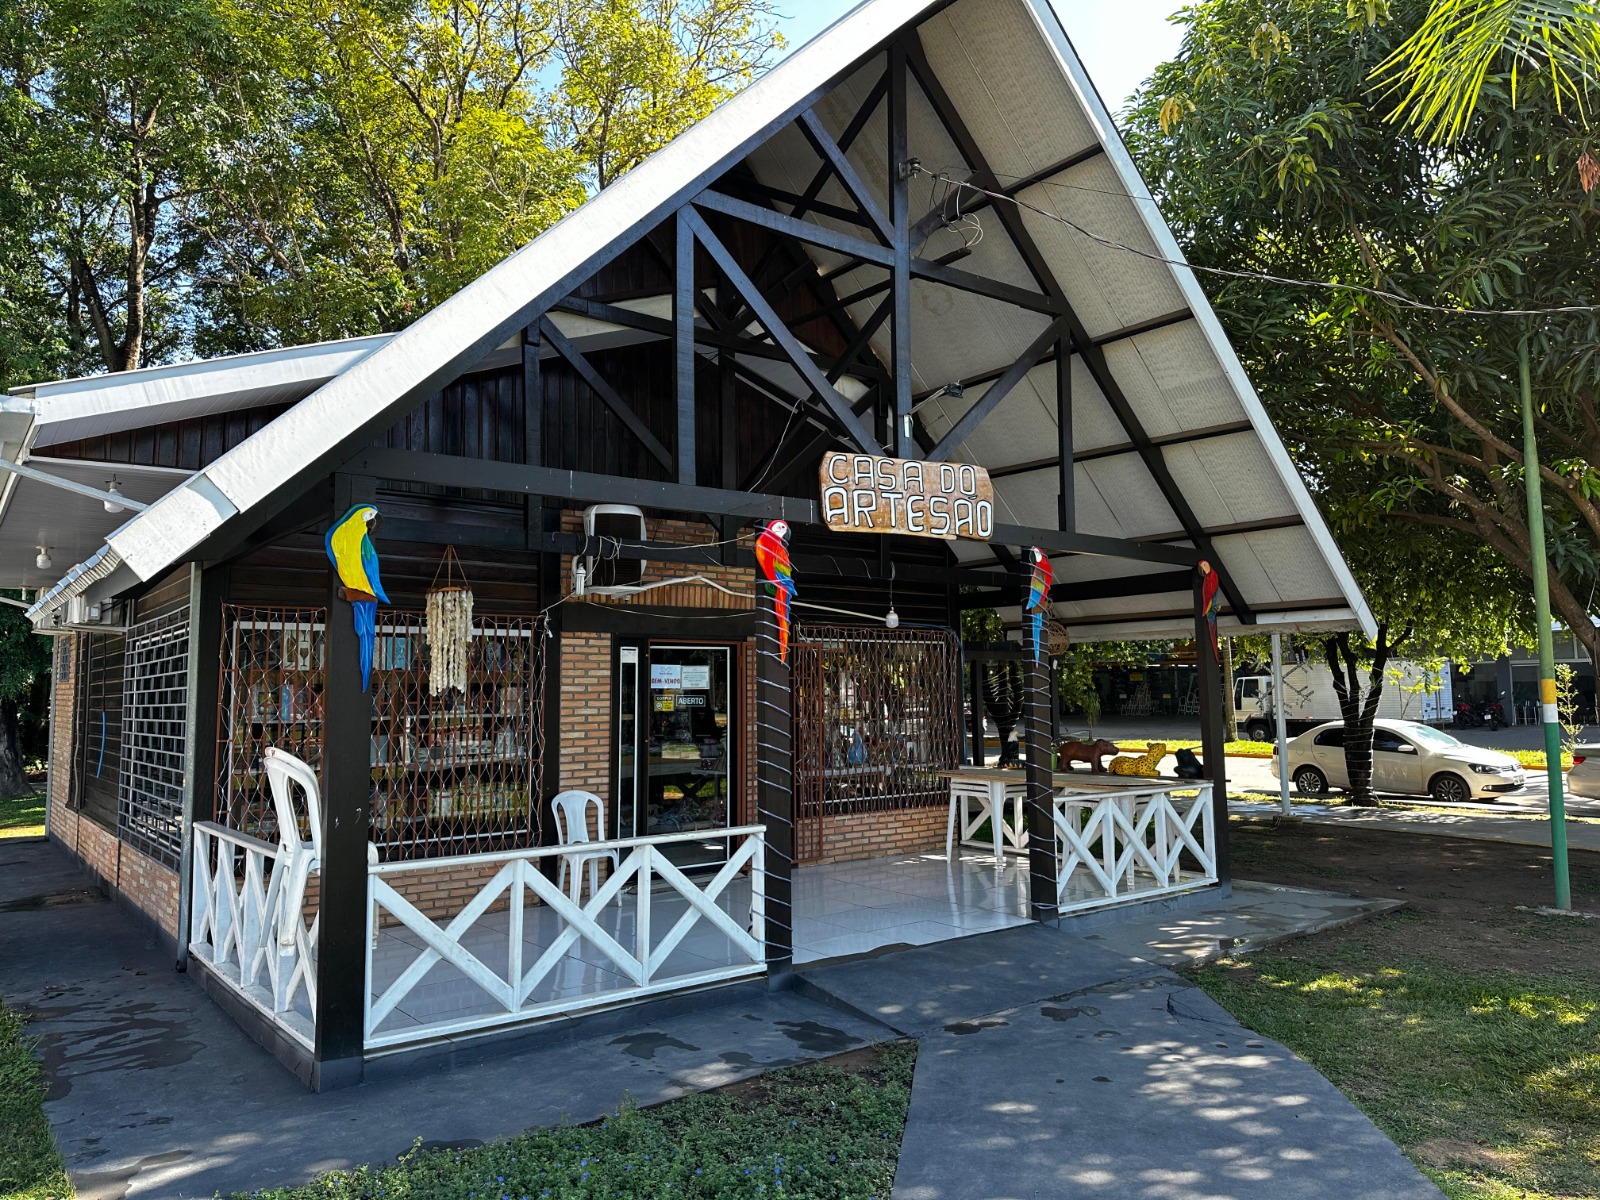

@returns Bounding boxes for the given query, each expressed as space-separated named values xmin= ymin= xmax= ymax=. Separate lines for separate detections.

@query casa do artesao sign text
xmin=820 ymin=452 xmax=994 ymax=541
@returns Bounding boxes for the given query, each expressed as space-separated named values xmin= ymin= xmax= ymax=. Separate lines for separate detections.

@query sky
xmin=772 ymin=0 xmax=1187 ymax=117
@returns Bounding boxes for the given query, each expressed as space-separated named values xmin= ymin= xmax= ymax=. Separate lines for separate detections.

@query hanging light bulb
xmin=103 ymin=479 xmax=125 ymax=514
xmin=35 ymin=546 xmax=52 ymax=570
xmin=885 ymin=606 xmax=900 ymax=629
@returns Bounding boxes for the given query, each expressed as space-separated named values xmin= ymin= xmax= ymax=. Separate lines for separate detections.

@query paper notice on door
xmin=650 ymin=663 xmax=682 ymax=690
xmin=680 ymin=665 xmax=711 ymax=690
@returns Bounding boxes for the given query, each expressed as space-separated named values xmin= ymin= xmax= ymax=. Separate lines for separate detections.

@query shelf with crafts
xmin=365 ymin=619 xmax=540 ymax=847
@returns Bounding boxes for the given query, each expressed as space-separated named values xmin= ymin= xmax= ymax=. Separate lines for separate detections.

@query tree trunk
xmin=1323 ymin=622 xmax=1412 ymax=808
xmin=1220 ymin=637 xmax=1238 ymax=742
xmin=0 ymin=696 xmax=32 ymax=800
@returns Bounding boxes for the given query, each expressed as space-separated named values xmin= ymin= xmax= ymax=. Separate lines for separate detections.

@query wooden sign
xmin=819 ymin=452 xmax=994 ymax=540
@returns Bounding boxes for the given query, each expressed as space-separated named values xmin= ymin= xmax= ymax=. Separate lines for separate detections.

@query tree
xmin=1126 ymin=0 xmax=1600 ymax=675
xmin=0 ymin=595 xmax=52 ymax=799
xmin=1 ymin=0 xmax=784 ymax=368
xmin=0 ymin=0 xmax=273 ymax=374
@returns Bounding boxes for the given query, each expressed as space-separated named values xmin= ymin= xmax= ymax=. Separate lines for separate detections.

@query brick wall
xmin=559 ymin=631 xmax=613 ymax=800
xmin=46 ymin=632 xmax=183 ymax=941
xmin=811 ymin=804 xmax=948 ymax=866
xmin=561 ymin=515 xmax=754 ymax=612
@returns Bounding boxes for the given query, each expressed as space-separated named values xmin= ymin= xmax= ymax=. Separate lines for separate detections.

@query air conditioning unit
xmin=581 ymin=504 xmax=647 ymax=593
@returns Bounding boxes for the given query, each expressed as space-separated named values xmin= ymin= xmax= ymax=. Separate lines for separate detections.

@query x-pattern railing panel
xmin=365 ymin=827 xmax=766 ymax=1050
xmin=189 ymin=821 xmax=318 ymax=1047
xmin=1052 ymin=786 xmax=1216 ymax=913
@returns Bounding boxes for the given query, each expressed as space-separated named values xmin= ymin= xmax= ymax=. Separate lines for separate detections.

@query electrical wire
xmin=914 ymin=165 xmax=1600 ymax=320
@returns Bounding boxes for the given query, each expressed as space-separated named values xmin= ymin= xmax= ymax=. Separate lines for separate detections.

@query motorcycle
xmin=1453 ymin=696 xmax=1506 ymax=731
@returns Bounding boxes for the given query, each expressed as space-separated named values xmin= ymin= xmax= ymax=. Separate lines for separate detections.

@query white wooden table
xmin=939 ymin=768 xmax=1188 ymax=864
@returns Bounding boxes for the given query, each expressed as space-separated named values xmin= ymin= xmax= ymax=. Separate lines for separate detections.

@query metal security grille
xmin=216 ymin=607 xmax=327 ymax=841
xmin=370 ymin=611 xmax=544 ymax=861
xmin=119 ymin=604 xmax=190 ymax=866
xmin=791 ymin=625 xmax=961 ymax=863
xmin=75 ymin=631 xmax=126 ymax=829
xmin=215 ymin=605 xmax=545 ymax=860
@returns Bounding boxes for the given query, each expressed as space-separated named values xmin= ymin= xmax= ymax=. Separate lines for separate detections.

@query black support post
xmin=176 ymin=561 xmax=226 ymax=970
xmin=313 ymin=473 xmax=375 ymax=1091
xmin=1024 ymin=644 xmax=1057 ymax=922
xmin=1057 ymin=331 xmax=1074 ymax=532
xmin=888 ymin=43 xmax=914 ymax=454
xmin=1193 ymin=571 xmax=1231 ymax=886
xmin=675 ymin=209 xmax=697 ymax=486
xmin=969 ymin=660 xmax=985 ymax=765
xmin=754 ymin=574 xmax=794 ymax=984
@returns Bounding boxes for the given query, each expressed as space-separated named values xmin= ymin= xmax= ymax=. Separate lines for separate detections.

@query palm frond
xmin=1373 ymin=0 xmax=1600 ymax=143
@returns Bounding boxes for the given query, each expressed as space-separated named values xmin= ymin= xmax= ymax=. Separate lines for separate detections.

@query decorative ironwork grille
xmin=369 ymin=610 xmax=544 ymax=861
xmin=119 ymin=604 xmax=190 ymax=866
xmin=216 ymin=606 xmax=327 ymax=841
xmin=214 ymin=605 xmax=545 ymax=860
xmin=791 ymin=624 xmax=961 ymax=862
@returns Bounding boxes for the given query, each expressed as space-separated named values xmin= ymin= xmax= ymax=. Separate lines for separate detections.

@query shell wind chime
xmin=426 ymin=546 xmax=474 ymax=696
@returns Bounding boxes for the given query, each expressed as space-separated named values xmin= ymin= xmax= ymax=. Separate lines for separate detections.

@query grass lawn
xmin=1202 ymin=821 xmax=1600 ymax=1199
xmin=0 ymin=792 xmax=45 ymax=840
xmin=0 ymin=999 xmax=72 ymax=1200
xmin=240 ymin=1041 xmax=915 ymax=1199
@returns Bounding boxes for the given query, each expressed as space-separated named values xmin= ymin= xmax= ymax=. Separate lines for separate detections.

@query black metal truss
xmin=902 ymin=34 xmax=1252 ymax=625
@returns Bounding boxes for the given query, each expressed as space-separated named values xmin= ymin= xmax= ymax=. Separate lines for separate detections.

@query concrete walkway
xmin=801 ymin=925 xmax=1442 ymax=1200
xmin=2 ymin=838 xmax=1409 ymax=1199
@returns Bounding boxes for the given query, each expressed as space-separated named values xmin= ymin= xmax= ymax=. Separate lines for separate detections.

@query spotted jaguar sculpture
xmin=1108 ymin=742 xmax=1167 ymax=777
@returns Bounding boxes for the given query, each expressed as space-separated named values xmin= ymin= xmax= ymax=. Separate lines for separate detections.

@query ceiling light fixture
xmin=35 ymin=546 xmax=52 ymax=571
xmin=103 ymin=479 xmax=125 ymax=514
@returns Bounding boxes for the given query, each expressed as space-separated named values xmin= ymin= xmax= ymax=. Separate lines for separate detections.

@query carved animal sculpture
xmin=1058 ymin=738 xmax=1119 ymax=773
xmin=1174 ymin=747 xmax=1204 ymax=779
xmin=1108 ymin=741 xmax=1167 ymax=777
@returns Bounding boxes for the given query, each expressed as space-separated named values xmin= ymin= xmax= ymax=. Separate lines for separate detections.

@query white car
xmin=1271 ymin=718 xmax=1525 ymax=803
xmin=1568 ymin=743 xmax=1600 ymax=798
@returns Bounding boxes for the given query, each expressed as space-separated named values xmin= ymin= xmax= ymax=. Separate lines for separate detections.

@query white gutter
xmin=27 ymin=545 xmax=125 ymax=625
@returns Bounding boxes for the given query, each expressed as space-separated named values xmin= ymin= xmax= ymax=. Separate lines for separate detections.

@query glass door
xmin=640 ymin=644 xmax=734 ymax=869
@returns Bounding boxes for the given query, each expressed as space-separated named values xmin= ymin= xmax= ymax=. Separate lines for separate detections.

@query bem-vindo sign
xmin=819 ymin=452 xmax=994 ymax=540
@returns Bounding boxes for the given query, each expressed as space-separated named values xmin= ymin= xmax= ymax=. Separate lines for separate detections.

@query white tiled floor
xmin=362 ymin=848 xmax=1035 ymax=1040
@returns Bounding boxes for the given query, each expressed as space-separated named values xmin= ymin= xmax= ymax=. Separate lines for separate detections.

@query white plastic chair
xmin=262 ymin=747 xmax=323 ymax=1008
xmin=551 ymin=789 xmax=618 ymax=903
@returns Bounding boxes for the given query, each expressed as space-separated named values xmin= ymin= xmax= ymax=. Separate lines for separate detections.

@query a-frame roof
xmin=31 ymin=0 xmax=1373 ymax=641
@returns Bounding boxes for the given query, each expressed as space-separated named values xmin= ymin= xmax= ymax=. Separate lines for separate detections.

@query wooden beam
xmin=538 ymin=316 xmax=674 ymax=472
xmin=990 ymin=521 xmax=1199 ymax=565
xmin=675 ymin=210 xmax=697 ymax=486
xmin=684 ymin=206 xmax=884 ymax=455
xmin=798 ymin=109 xmax=893 ymax=242
xmin=353 ymin=447 xmax=819 ymax=523
xmin=888 ymin=43 xmax=915 ymax=455
xmin=925 ymin=318 xmax=1059 ymax=462
xmin=959 ymin=568 xmax=1194 ymax=609
xmin=1057 ymin=328 xmax=1074 ymax=531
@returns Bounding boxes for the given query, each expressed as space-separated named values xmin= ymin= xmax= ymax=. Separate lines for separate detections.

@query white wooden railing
xmin=1053 ymin=784 xmax=1217 ymax=914
xmin=189 ymin=820 xmax=319 ymax=1048
xmin=364 ymin=825 xmax=767 ymax=1049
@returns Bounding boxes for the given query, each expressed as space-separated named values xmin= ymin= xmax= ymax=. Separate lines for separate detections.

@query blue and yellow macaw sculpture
xmin=325 ymin=504 xmax=388 ymax=691
xmin=754 ymin=518 xmax=796 ymax=663
xmin=1026 ymin=546 xmax=1052 ymax=663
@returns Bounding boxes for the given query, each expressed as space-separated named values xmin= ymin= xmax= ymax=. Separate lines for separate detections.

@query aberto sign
xmin=819 ymin=452 xmax=994 ymax=541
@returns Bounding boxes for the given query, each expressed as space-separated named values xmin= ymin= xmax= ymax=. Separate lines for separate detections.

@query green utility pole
xmin=1520 ymin=337 xmax=1572 ymax=911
